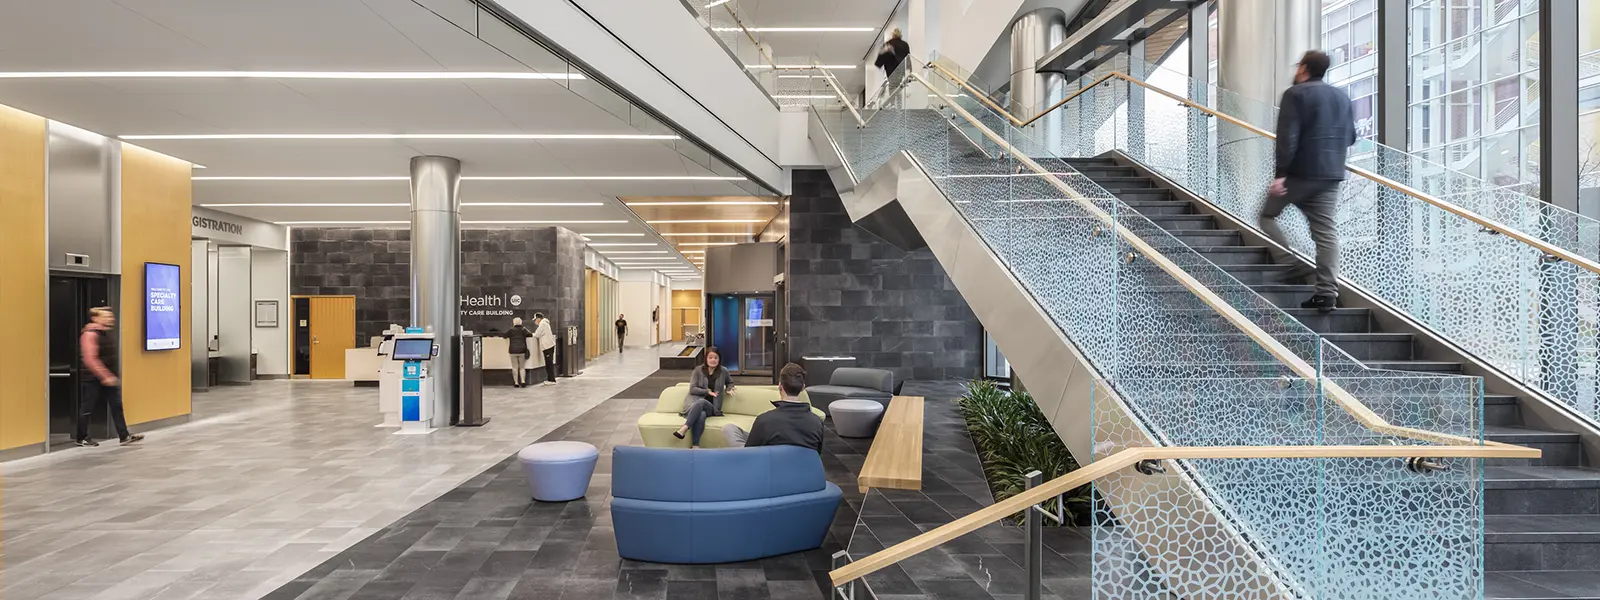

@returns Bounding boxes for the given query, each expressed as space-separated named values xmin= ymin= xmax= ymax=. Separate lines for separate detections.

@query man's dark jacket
xmin=1274 ymin=79 xmax=1357 ymax=181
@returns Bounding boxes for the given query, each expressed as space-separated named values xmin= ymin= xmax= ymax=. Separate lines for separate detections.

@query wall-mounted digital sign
xmin=144 ymin=262 xmax=182 ymax=351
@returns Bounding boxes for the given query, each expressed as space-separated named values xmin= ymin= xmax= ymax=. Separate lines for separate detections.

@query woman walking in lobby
xmin=673 ymin=347 xmax=733 ymax=447
xmin=533 ymin=313 xmax=558 ymax=386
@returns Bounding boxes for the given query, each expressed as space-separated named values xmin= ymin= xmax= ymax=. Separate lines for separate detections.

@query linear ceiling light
xmin=198 ymin=202 xmax=605 ymax=208
xmin=121 ymin=133 xmax=676 ymax=141
xmin=587 ymin=243 xmax=660 ymax=247
xmin=605 ymin=257 xmax=680 ymax=261
xmin=193 ymin=175 xmax=746 ymax=182
xmin=581 ymin=233 xmax=647 ymax=237
xmin=659 ymin=232 xmax=751 ymax=236
xmin=275 ymin=221 xmax=409 ymax=225
xmin=746 ymin=64 xmax=857 ymax=69
xmin=0 ymin=71 xmax=582 ymax=80
xmin=679 ymin=242 xmax=739 ymax=246
xmin=771 ymin=95 xmax=837 ymax=99
xmin=704 ymin=0 xmax=732 ymax=7
xmin=714 ymin=27 xmax=875 ymax=32
xmin=646 ymin=219 xmax=767 ymax=224
xmin=624 ymin=200 xmax=778 ymax=206
xmin=597 ymin=251 xmax=670 ymax=254
xmin=461 ymin=220 xmax=626 ymax=224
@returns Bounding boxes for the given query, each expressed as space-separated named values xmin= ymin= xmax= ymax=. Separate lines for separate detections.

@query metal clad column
xmin=409 ymin=155 xmax=461 ymax=429
xmin=1217 ymin=0 xmax=1320 ymax=223
xmin=1009 ymin=9 xmax=1068 ymax=121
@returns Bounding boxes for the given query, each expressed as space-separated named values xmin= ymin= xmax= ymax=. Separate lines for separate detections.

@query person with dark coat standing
xmin=77 ymin=307 xmax=142 ymax=447
xmin=504 ymin=317 xmax=534 ymax=387
xmin=1260 ymin=49 xmax=1357 ymax=313
xmin=615 ymin=314 xmax=628 ymax=354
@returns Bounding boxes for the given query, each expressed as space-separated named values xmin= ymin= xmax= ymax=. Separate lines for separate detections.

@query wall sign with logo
xmin=460 ymin=292 xmax=525 ymax=318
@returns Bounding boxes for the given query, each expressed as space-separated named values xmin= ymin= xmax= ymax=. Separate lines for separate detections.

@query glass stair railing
xmin=807 ymin=59 xmax=1538 ymax=599
xmin=934 ymin=55 xmax=1600 ymax=430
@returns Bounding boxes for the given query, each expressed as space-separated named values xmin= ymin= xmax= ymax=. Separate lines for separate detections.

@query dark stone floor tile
xmin=530 ymin=541 xmax=585 ymax=571
xmin=894 ymin=499 xmax=956 ymax=525
xmin=615 ymin=569 xmax=668 ymax=600
xmin=918 ymin=578 xmax=998 ymax=600
xmin=716 ymin=568 xmax=770 ymax=600
xmin=1485 ymin=572 xmax=1567 ymax=599
xmin=349 ymin=580 xmax=418 ymax=600
xmin=664 ymin=564 xmax=717 ymax=581
xmin=767 ymin=580 xmax=827 ymax=600
xmin=453 ymin=578 xmax=518 ymax=600
xmin=1508 ymin=571 xmax=1600 ymax=597
xmin=476 ymin=551 xmax=537 ymax=580
xmin=665 ymin=580 xmax=718 ymax=600
xmin=761 ymin=554 xmax=813 ymax=582
xmin=561 ymin=578 xmax=620 ymax=600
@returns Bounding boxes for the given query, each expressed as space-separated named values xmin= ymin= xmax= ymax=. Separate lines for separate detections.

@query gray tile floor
xmin=259 ymin=379 xmax=1091 ymax=600
xmin=0 ymin=348 xmax=667 ymax=600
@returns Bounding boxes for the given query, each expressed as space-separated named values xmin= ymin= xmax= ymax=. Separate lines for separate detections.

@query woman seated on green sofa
xmin=673 ymin=347 xmax=735 ymax=447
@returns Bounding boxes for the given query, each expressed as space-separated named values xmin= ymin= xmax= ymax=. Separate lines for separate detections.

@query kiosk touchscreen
xmin=391 ymin=339 xmax=434 ymax=360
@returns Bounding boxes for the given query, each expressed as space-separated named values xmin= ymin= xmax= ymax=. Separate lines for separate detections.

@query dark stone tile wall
xmin=787 ymin=170 xmax=982 ymax=382
xmin=292 ymin=227 xmax=587 ymax=358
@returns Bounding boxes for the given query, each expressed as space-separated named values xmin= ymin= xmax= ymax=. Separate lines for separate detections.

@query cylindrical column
xmin=1217 ymin=0 xmax=1321 ymax=113
xmin=410 ymin=155 xmax=461 ymax=429
xmin=1009 ymin=9 xmax=1068 ymax=121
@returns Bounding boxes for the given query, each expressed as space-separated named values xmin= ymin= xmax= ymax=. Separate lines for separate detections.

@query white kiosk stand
xmin=376 ymin=328 xmax=404 ymax=428
xmin=390 ymin=330 xmax=438 ymax=435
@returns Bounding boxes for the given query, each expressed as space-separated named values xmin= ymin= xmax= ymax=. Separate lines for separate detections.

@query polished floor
xmin=0 ymin=349 xmax=667 ymax=600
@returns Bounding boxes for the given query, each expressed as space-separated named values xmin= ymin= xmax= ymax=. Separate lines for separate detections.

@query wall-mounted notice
xmin=144 ymin=262 xmax=182 ymax=351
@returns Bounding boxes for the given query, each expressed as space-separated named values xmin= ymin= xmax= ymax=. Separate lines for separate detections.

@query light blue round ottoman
xmin=829 ymin=399 xmax=886 ymax=438
xmin=518 ymin=441 xmax=600 ymax=502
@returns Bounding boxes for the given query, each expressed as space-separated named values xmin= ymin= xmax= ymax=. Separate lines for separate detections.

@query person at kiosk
xmin=533 ymin=313 xmax=557 ymax=386
xmin=504 ymin=318 xmax=534 ymax=388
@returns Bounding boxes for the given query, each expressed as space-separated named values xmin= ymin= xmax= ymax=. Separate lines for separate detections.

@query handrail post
xmin=1024 ymin=470 xmax=1044 ymax=600
xmin=831 ymin=550 xmax=855 ymax=600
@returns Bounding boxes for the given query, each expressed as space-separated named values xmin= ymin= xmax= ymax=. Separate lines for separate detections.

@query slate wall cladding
xmin=291 ymin=227 xmax=587 ymax=362
xmin=786 ymin=169 xmax=982 ymax=382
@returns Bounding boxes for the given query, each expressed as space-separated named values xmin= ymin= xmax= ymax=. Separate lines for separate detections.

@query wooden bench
xmin=856 ymin=396 xmax=925 ymax=493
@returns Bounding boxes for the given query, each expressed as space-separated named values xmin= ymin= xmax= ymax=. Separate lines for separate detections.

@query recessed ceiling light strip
xmin=121 ymin=133 xmax=677 ymax=141
xmin=0 ymin=71 xmax=582 ymax=80
xmin=200 ymin=202 xmax=605 ymax=207
xmin=646 ymin=219 xmax=767 ymax=224
xmin=193 ymin=175 xmax=747 ymax=182
xmin=623 ymin=201 xmax=778 ymax=206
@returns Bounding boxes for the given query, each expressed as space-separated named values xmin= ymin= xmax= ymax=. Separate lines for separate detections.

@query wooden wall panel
xmin=0 ymin=104 xmax=48 ymax=451
xmin=119 ymin=144 xmax=192 ymax=426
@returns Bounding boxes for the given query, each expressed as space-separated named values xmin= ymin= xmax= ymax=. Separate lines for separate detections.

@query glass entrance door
xmin=741 ymin=296 xmax=774 ymax=376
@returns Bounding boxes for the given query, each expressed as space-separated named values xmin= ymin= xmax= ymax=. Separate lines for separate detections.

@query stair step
xmin=1088 ymin=176 xmax=1159 ymax=189
xmin=1062 ymin=157 xmax=1118 ymax=167
xmin=1190 ymin=246 xmax=1272 ymax=265
xmin=1486 ymin=394 xmax=1523 ymax=427
xmin=1361 ymin=360 xmax=1463 ymax=373
xmin=1072 ymin=166 xmax=1137 ymax=178
xmin=1487 ymin=466 xmax=1600 ymax=517
xmin=1487 ymin=426 xmax=1584 ymax=468
xmin=1486 ymin=571 xmax=1600 ymax=599
xmin=1145 ymin=214 xmax=1217 ymax=230
xmin=1109 ymin=188 xmax=1175 ymax=202
xmin=1167 ymin=229 xmax=1243 ymax=246
xmin=1247 ymin=284 xmax=1325 ymax=307
xmin=1121 ymin=200 xmax=1194 ymax=216
xmin=1320 ymin=332 xmax=1417 ymax=361
xmin=1279 ymin=307 xmax=1374 ymax=334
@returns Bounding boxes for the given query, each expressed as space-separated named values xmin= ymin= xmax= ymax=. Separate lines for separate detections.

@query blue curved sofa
xmin=611 ymin=445 xmax=843 ymax=564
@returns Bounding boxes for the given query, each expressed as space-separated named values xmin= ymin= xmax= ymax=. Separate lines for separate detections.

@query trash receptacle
xmin=559 ymin=326 xmax=581 ymax=377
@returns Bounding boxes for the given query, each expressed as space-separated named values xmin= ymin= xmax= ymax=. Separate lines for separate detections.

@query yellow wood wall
xmin=0 ymin=105 xmax=48 ymax=451
xmin=120 ymin=144 xmax=193 ymax=426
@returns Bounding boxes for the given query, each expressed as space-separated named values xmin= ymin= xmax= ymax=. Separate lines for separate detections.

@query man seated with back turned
xmin=721 ymin=363 xmax=824 ymax=453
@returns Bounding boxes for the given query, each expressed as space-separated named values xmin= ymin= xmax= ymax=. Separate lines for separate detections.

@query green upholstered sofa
xmin=637 ymin=383 xmax=824 ymax=448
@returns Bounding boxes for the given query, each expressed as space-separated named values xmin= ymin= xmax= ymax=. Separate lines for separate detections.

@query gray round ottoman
xmin=517 ymin=441 xmax=600 ymax=502
xmin=829 ymin=399 xmax=886 ymax=438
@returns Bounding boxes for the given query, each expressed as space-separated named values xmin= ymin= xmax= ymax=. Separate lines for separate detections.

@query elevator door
xmin=306 ymin=296 xmax=356 ymax=379
xmin=741 ymin=296 xmax=775 ymax=376
xmin=48 ymin=275 xmax=114 ymax=445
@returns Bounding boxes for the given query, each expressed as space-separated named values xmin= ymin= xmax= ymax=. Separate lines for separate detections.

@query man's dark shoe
xmin=76 ymin=438 xmax=99 ymax=447
xmin=1301 ymin=295 xmax=1338 ymax=313
xmin=120 ymin=434 xmax=144 ymax=445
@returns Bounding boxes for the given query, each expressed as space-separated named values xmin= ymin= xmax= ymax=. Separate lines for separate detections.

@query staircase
xmin=1066 ymin=154 xmax=1600 ymax=599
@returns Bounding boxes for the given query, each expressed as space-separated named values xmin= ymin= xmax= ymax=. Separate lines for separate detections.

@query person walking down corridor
xmin=534 ymin=313 xmax=558 ymax=386
xmin=875 ymin=28 xmax=910 ymax=79
xmin=505 ymin=317 xmax=533 ymax=388
xmin=1259 ymin=50 xmax=1356 ymax=313
xmin=615 ymin=314 xmax=628 ymax=354
xmin=77 ymin=307 xmax=143 ymax=447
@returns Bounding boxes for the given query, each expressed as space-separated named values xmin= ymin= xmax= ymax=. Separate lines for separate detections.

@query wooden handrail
xmin=921 ymin=62 xmax=1600 ymax=277
xmin=909 ymin=70 xmax=1534 ymax=454
xmin=828 ymin=443 xmax=1536 ymax=587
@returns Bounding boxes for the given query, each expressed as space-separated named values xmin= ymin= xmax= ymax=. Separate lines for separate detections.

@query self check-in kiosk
xmin=389 ymin=329 xmax=438 ymax=434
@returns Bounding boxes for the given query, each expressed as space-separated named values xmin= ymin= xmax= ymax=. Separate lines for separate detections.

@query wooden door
xmin=308 ymin=296 xmax=356 ymax=379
